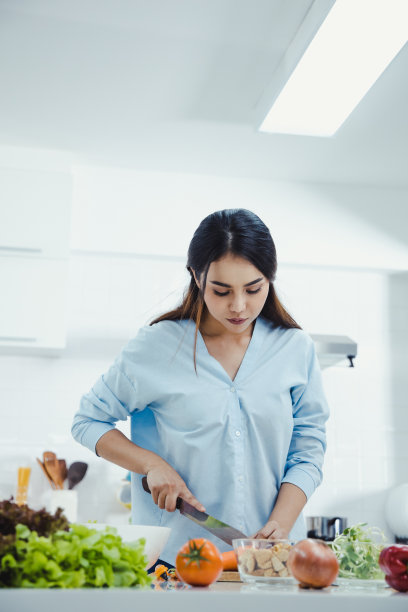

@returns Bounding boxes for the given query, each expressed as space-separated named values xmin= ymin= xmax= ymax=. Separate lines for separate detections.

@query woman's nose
xmin=230 ymin=295 xmax=246 ymax=313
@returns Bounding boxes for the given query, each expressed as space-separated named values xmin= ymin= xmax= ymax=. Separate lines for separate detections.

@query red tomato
xmin=287 ymin=539 xmax=339 ymax=588
xmin=175 ymin=538 xmax=223 ymax=586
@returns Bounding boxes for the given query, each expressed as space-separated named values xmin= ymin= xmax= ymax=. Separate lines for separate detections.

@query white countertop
xmin=1 ymin=580 xmax=407 ymax=612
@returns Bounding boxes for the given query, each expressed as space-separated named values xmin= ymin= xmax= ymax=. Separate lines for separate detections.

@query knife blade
xmin=141 ymin=476 xmax=247 ymax=545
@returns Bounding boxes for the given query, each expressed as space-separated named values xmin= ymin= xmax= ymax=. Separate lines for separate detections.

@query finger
xmin=165 ymin=492 xmax=178 ymax=513
xmin=256 ymin=527 xmax=275 ymax=539
xmin=181 ymin=490 xmax=206 ymax=513
xmin=151 ymin=487 xmax=160 ymax=505
xmin=157 ymin=490 xmax=167 ymax=510
xmin=268 ymin=526 xmax=286 ymax=540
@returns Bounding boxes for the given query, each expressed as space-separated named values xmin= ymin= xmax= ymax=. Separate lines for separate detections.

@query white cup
xmin=49 ymin=490 xmax=78 ymax=523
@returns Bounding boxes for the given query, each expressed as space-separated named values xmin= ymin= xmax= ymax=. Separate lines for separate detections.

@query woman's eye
xmin=213 ymin=287 xmax=262 ymax=297
xmin=246 ymin=288 xmax=261 ymax=294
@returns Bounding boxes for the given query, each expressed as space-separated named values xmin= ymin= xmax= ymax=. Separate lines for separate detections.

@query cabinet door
xmin=0 ymin=167 xmax=72 ymax=258
xmin=0 ymin=257 xmax=68 ymax=351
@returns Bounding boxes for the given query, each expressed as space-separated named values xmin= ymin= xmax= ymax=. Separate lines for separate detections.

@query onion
xmin=287 ymin=539 xmax=339 ymax=588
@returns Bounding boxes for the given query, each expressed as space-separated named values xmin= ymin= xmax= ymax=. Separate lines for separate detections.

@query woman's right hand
xmin=146 ymin=463 xmax=206 ymax=513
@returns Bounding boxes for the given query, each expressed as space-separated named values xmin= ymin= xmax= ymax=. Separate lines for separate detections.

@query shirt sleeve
xmin=281 ymin=336 xmax=329 ymax=499
xmin=71 ymin=327 xmax=153 ymax=454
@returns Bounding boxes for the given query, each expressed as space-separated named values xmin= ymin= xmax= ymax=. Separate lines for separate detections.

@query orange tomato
xmin=175 ymin=538 xmax=223 ymax=586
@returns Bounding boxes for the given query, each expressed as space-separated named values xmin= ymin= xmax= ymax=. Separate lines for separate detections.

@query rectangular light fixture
xmin=259 ymin=0 xmax=408 ymax=137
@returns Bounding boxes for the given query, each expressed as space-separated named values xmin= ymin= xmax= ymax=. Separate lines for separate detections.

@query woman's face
xmin=194 ymin=253 xmax=270 ymax=335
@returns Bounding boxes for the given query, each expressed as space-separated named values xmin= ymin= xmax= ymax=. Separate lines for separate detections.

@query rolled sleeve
xmin=72 ymin=352 xmax=146 ymax=454
xmin=282 ymin=338 xmax=329 ymax=499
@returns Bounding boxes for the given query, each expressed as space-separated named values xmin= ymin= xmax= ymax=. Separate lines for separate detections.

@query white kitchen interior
xmin=1 ymin=0 xmax=408 ymax=602
xmin=1 ymin=162 xmax=408 ymax=536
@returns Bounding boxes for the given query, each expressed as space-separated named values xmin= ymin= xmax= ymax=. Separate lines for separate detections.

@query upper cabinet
xmin=0 ymin=167 xmax=72 ymax=354
xmin=0 ymin=167 xmax=72 ymax=259
xmin=0 ymin=257 xmax=68 ymax=352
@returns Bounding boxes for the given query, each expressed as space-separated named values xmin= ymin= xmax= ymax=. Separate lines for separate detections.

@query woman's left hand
xmin=249 ymin=520 xmax=289 ymax=540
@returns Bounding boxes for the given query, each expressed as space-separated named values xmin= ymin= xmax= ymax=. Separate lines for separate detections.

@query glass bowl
xmin=332 ymin=541 xmax=387 ymax=588
xmin=232 ymin=538 xmax=296 ymax=584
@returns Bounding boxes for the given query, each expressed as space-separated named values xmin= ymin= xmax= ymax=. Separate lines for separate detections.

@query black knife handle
xmin=141 ymin=476 xmax=182 ymax=509
xmin=141 ymin=476 xmax=150 ymax=493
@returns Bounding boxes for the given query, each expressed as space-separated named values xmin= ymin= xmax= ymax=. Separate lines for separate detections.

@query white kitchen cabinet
xmin=0 ymin=166 xmax=72 ymax=353
xmin=0 ymin=167 xmax=72 ymax=258
xmin=0 ymin=256 xmax=68 ymax=353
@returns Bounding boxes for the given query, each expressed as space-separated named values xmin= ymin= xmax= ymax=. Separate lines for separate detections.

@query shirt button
xmin=235 ymin=430 xmax=241 ymax=437
xmin=230 ymin=386 xmax=236 ymax=393
xmin=238 ymin=475 xmax=243 ymax=483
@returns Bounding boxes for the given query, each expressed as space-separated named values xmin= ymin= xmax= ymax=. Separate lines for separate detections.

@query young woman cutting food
xmin=72 ymin=208 xmax=329 ymax=566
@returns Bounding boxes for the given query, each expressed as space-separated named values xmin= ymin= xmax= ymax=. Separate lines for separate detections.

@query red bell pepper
xmin=379 ymin=545 xmax=408 ymax=592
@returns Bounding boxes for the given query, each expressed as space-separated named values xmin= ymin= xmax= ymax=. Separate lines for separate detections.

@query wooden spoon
xmin=43 ymin=451 xmax=64 ymax=489
xmin=36 ymin=457 xmax=56 ymax=489
xmin=58 ymin=459 xmax=68 ymax=485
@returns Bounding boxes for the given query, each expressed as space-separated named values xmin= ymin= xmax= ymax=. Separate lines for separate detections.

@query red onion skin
xmin=288 ymin=539 xmax=339 ymax=589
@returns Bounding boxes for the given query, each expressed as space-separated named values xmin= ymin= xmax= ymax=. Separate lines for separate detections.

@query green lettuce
xmin=0 ymin=523 xmax=152 ymax=588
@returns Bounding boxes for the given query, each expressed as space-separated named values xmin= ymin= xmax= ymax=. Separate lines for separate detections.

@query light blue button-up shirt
xmin=72 ymin=316 xmax=329 ymax=564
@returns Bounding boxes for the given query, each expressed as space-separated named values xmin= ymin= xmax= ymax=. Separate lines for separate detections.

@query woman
xmin=72 ymin=208 xmax=329 ymax=567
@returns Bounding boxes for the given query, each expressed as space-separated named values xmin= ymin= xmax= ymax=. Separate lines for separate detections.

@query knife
xmin=141 ymin=476 xmax=247 ymax=545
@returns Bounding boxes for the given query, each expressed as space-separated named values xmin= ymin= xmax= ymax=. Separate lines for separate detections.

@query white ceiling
xmin=0 ymin=0 xmax=407 ymax=186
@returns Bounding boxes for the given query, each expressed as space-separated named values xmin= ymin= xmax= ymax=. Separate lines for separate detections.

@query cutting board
xmin=217 ymin=571 xmax=242 ymax=582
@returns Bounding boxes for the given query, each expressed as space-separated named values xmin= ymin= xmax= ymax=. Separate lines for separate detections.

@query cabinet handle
xmin=0 ymin=336 xmax=37 ymax=342
xmin=0 ymin=246 xmax=43 ymax=254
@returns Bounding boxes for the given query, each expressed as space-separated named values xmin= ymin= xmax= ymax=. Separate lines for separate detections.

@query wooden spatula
xmin=36 ymin=457 xmax=56 ymax=489
xmin=43 ymin=451 xmax=64 ymax=489
xmin=58 ymin=459 xmax=68 ymax=485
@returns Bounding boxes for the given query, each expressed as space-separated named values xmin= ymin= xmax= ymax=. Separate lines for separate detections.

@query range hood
xmin=310 ymin=334 xmax=357 ymax=369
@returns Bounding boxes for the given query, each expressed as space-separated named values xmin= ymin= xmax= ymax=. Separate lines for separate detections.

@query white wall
xmin=70 ymin=165 xmax=408 ymax=271
xmin=1 ymin=156 xmax=408 ymax=539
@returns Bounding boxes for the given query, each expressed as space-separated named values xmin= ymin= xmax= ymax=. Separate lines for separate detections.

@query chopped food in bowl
xmin=232 ymin=539 xmax=296 ymax=583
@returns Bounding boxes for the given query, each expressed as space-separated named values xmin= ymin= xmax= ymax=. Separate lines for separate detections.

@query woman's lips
xmin=227 ymin=318 xmax=247 ymax=325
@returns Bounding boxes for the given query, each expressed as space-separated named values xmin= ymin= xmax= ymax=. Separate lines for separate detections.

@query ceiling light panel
xmin=260 ymin=0 xmax=408 ymax=137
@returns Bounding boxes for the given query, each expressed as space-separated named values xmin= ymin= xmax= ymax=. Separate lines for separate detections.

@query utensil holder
xmin=49 ymin=490 xmax=78 ymax=523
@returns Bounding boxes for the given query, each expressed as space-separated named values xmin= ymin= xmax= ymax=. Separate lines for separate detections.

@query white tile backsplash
xmin=1 ymin=254 xmax=407 ymax=540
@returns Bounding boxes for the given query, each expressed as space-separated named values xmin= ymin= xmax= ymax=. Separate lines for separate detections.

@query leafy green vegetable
xmin=329 ymin=522 xmax=386 ymax=580
xmin=0 ymin=523 xmax=152 ymax=588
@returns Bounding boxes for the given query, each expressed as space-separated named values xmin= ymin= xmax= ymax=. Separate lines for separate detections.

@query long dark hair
xmin=150 ymin=209 xmax=301 ymax=365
